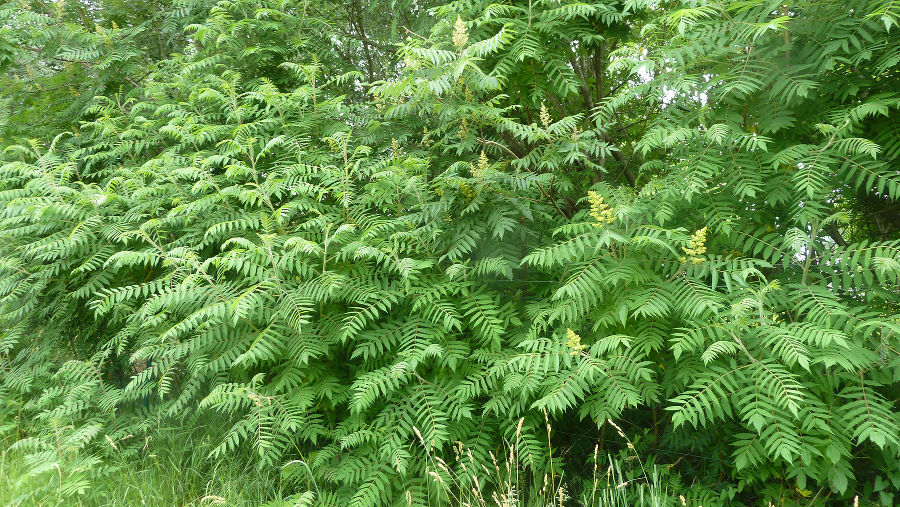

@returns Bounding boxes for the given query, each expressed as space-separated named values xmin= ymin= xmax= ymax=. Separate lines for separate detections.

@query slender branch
xmin=566 ymin=48 xmax=595 ymax=111
xmin=18 ymin=45 xmax=95 ymax=66
xmin=825 ymin=223 xmax=847 ymax=247
xmin=477 ymin=137 xmax=519 ymax=159
xmin=535 ymin=181 xmax=569 ymax=219
xmin=402 ymin=26 xmax=427 ymax=40
xmin=336 ymin=28 xmax=397 ymax=53
xmin=800 ymin=219 xmax=819 ymax=285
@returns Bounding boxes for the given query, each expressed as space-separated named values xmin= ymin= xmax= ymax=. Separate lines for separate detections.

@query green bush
xmin=1 ymin=0 xmax=899 ymax=505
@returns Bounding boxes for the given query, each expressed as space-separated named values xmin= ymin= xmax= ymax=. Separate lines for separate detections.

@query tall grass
xmin=2 ymin=414 xmax=674 ymax=506
xmin=414 ymin=417 xmax=671 ymax=507
xmin=0 ymin=418 xmax=288 ymax=506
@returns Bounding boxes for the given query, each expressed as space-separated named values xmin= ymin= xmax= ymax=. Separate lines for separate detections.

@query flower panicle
xmin=587 ymin=191 xmax=615 ymax=227
xmin=539 ymin=102 xmax=551 ymax=129
xmin=452 ymin=16 xmax=468 ymax=48
xmin=566 ymin=328 xmax=586 ymax=355
xmin=681 ymin=226 xmax=708 ymax=264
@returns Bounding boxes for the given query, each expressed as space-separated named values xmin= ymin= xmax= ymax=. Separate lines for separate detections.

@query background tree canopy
xmin=1 ymin=0 xmax=899 ymax=505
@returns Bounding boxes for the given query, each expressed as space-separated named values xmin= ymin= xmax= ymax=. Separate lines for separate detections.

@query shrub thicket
xmin=1 ymin=0 xmax=899 ymax=505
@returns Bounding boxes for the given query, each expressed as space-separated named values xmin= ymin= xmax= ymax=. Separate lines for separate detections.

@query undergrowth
xmin=1 ymin=414 xmax=688 ymax=506
xmin=0 ymin=417 xmax=288 ymax=507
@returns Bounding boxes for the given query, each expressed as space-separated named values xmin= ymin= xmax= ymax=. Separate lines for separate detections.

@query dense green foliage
xmin=1 ymin=0 xmax=899 ymax=505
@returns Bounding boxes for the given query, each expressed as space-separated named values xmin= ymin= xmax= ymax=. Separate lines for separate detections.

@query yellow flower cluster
xmin=682 ymin=226 xmax=708 ymax=264
xmin=452 ymin=16 xmax=468 ymax=48
xmin=588 ymin=191 xmax=615 ymax=227
xmin=540 ymin=102 xmax=551 ymax=129
xmin=566 ymin=328 xmax=586 ymax=355
xmin=460 ymin=182 xmax=476 ymax=200
xmin=475 ymin=150 xmax=489 ymax=176
xmin=571 ymin=126 xmax=582 ymax=141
